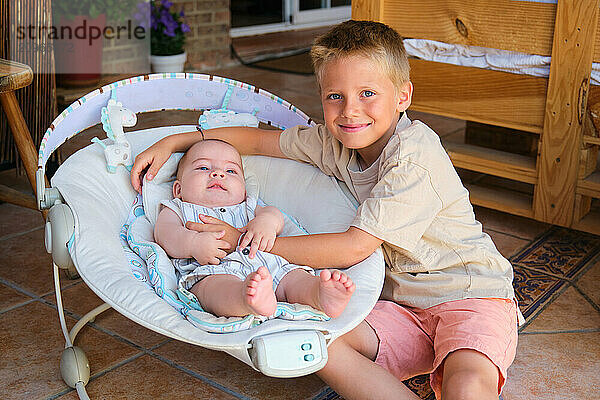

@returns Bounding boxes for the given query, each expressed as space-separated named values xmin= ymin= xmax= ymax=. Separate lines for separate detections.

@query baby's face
xmin=173 ymin=141 xmax=246 ymax=207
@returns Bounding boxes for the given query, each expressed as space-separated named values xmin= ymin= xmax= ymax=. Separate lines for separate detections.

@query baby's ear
xmin=172 ymin=180 xmax=182 ymax=198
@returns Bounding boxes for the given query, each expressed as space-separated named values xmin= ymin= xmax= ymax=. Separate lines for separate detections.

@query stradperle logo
xmin=16 ymin=19 xmax=147 ymax=47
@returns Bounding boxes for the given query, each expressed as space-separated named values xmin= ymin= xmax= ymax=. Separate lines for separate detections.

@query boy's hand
xmin=130 ymin=141 xmax=173 ymax=193
xmin=189 ymin=230 xmax=229 ymax=265
xmin=186 ymin=216 xmax=242 ymax=254
xmin=239 ymin=216 xmax=278 ymax=258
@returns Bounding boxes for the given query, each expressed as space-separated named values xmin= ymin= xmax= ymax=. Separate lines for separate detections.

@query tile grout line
xmin=35 ymin=299 xmax=249 ymax=400
xmin=520 ymin=328 xmax=600 ymax=335
xmin=485 ymin=226 xmax=543 ymax=243
xmin=0 ymin=276 xmax=82 ymax=316
xmin=149 ymin=351 xmax=252 ymax=400
xmin=0 ymin=224 xmax=44 ymax=242
xmin=45 ymin=351 xmax=148 ymax=400
xmin=517 ymin=281 xmax=573 ymax=333
xmin=572 ymin=284 xmax=600 ymax=313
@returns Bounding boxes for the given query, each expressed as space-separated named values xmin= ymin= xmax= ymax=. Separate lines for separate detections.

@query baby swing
xmin=37 ymin=73 xmax=385 ymax=399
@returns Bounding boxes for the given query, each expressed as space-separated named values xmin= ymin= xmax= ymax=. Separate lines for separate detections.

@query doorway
xmin=230 ymin=0 xmax=350 ymax=37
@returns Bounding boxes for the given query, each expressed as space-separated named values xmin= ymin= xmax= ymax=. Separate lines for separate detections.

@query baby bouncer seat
xmin=37 ymin=74 xmax=385 ymax=399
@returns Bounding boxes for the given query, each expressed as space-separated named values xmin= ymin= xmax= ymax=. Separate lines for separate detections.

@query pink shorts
xmin=364 ymin=298 xmax=518 ymax=399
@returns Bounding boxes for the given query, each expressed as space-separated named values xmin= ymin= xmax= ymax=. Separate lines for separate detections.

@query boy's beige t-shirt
xmin=279 ymin=114 xmax=515 ymax=309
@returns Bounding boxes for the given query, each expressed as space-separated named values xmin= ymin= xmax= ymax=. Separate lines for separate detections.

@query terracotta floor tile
xmin=0 ymin=169 xmax=34 ymax=194
xmin=475 ymin=206 xmax=550 ymax=240
xmin=57 ymin=355 xmax=236 ymax=399
xmin=523 ymin=286 xmax=600 ymax=332
xmin=0 ymin=229 xmax=79 ymax=296
xmin=0 ymin=301 xmax=139 ymax=400
xmin=0 ymin=282 xmax=32 ymax=312
xmin=575 ymin=259 xmax=600 ymax=307
xmin=0 ymin=203 xmax=44 ymax=240
xmin=485 ymin=230 xmax=529 ymax=258
xmin=47 ymin=282 xmax=169 ymax=349
xmin=408 ymin=110 xmax=466 ymax=136
xmin=502 ymin=332 xmax=600 ymax=400
xmin=154 ymin=340 xmax=327 ymax=399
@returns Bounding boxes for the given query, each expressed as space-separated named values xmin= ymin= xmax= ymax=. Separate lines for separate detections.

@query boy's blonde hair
xmin=310 ymin=20 xmax=410 ymax=90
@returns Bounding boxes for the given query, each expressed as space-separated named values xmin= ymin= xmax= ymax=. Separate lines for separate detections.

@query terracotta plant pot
xmin=54 ymin=14 xmax=106 ymax=87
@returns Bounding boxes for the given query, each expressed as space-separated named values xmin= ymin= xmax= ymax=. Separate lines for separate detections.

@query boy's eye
xmin=198 ymin=166 xmax=209 ymax=170
xmin=362 ymin=90 xmax=375 ymax=97
xmin=327 ymin=93 xmax=341 ymax=100
xmin=226 ymin=169 xmax=237 ymax=174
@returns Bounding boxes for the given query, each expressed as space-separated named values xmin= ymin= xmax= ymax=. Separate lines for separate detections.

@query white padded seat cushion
xmin=51 ymin=125 xmax=384 ymax=354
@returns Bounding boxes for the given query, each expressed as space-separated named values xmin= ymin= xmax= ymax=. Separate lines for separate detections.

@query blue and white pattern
xmin=121 ymin=194 xmax=329 ymax=333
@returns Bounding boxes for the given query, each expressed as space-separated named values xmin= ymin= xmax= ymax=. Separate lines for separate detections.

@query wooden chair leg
xmin=0 ymin=90 xmax=43 ymax=192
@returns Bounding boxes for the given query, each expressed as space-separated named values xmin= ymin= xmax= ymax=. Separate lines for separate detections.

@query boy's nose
xmin=342 ymin=99 xmax=360 ymax=117
xmin=210 ymin=170 xmax=225 ymax=178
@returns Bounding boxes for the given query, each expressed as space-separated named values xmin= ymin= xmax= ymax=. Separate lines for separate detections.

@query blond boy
xmin=133 ymin=20 xmax=518 ymax=400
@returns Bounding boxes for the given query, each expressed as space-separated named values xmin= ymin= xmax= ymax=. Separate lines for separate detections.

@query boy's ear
xmin=172 ymin=180 xmax=182 ymax=198
xmin=395 ymin=81 xmax=413 ymax=113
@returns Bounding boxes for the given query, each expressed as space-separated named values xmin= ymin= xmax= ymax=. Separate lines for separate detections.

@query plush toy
xmin=92 ymin=96 xmax=137 ymax=173
xmin=198 ymin=85 xmax=259 ymax=130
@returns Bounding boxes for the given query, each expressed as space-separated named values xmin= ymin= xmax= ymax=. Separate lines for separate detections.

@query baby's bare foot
xmin=317 ymin=270 xmax=355 ymax=318
xmin=244 ymin=266 xmax=277 ymax=316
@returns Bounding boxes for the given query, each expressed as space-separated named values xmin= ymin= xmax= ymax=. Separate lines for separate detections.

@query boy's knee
xmin=442 ymin=366 xmax=499 ymax=400
xmin=443 ymin=372 xmax=497 ymax=399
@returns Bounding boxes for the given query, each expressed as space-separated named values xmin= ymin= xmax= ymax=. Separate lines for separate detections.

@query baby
xmin=154 ymin=139 xmax=355 ymax=318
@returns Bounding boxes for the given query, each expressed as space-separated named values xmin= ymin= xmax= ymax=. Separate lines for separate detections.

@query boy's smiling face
xmin=319 ymin=54 xmax=412 ymax=165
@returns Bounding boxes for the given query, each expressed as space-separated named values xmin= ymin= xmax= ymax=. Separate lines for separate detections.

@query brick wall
xmin=174 ymin=0 xmax=234 ymax=70
xmin=102 ymin=0 xmax=235 ymax=74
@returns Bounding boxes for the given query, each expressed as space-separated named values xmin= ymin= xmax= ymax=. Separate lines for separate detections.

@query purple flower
xmin=181 ymin=23 xmax=191 ymax=33
xmin=161 ymin=0 xmax=173 ymax=9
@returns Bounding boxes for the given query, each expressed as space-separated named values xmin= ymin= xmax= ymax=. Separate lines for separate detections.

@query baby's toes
xmin=319 ymin=269 xmax=332 ymax=282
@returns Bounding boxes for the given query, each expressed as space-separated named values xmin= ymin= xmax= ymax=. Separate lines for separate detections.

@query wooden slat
xmin=351 ymin=0 xmax=383 ymax=22
xmin=583 ymin=135 xmax=600 ymax=146
xmin=534 ymin=0 xmax=599 ymax=226
xmin=572 ymin=208 xmax=600 ymax=235
xmin=0 ymin=183 xmax=36 ymax=210
xmin=353 ymin=0 xmax=600 ymax=62
xmin=577 ymin=171 xmax=600 ymax=198
xmin=410 ymin=59 xmax=547 ymax=133
xmin=444 ymin=141 xmax=537 ymax=184
xmin=465 ymin=183 xmax=533 ymax=218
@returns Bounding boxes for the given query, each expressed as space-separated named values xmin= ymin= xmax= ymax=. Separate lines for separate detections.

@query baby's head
xmin=310 ymin=20 xmax=410 ymax=92
xmin=173 ymin=139 xmax=246 ymax=207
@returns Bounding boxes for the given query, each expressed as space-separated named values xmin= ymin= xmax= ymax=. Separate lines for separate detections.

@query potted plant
xmin=149 ymin=0 xmax=191 ymax=73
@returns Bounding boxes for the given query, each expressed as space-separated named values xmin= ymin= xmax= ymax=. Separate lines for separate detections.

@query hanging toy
xmin=198 ymin=86 xmax=259 ymax=129
xmin=91 ymin=92 xmax=137 ymax=173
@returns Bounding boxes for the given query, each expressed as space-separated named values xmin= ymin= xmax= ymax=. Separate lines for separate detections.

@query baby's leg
xmin=190 ymin=268 xmax=276 ymax=317
xmin=275 ymin=269 xmax=355 ymax=318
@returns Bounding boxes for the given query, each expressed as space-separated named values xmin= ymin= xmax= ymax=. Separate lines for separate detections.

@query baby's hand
xmin=240 ymin=217 xmax=278 ymax=258
xmin=190 ymin=230 xmax=229 ymax=265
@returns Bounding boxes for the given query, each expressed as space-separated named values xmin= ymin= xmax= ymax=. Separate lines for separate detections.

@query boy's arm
xmin=155 ymin=207 xmax=230 ymax=265
xmin=268 ymin=227 xmax=384 ymax=269
xmin=187 ymin=216 xmax=383 ymax=269
xmin=131 ymin=127 xmax=285 ymax=192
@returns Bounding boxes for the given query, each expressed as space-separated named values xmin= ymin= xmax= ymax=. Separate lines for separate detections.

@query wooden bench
xmin=353 ymin=0 xmax=600 ymax=235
